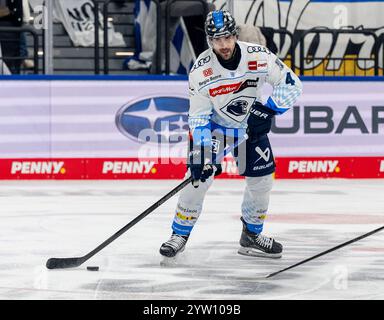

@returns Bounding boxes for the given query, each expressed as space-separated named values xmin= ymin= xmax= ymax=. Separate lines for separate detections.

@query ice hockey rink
xmin=0 ymin=178 xmax=383 ymax=300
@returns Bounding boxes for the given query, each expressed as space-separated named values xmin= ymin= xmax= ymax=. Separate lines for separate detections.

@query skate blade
xmin=160 ymin=256 xmax=177 ymax=267
xmin=238 ymin=247 xmax=282 ymax=259
xmin=159 ymin=252 xmax=186 ymax=267
xmin=159 ymin=246 xmax=186 ymax=267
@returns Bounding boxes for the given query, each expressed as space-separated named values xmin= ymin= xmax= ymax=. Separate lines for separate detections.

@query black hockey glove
xmin=246 ymin=101 xmax=276 ymax=142
xmin=189 ymin=145 xmax=222 ymax=188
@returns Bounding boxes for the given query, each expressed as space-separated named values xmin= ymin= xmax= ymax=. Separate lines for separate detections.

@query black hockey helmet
xmin=205 ymin=10 xmax=239 ymax=39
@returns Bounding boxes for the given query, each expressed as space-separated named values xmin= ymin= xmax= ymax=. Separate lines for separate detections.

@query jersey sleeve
xmin=187 ymin=73 xmax=213 ymax=146
xmin=264 ymin=53 xmax=303 ymax=115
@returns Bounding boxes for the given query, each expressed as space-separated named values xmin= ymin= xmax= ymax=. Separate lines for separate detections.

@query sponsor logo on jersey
xmin=11 ymin=161 xmax=65 ymax=174
xmin=116 ymin=96 xmax=189 ymax=144
xmin=233 ymin=78 xmax=259 ymax=94
xmin=248 ymin=60 xmax=267 ymax=71
xmin=380 ymin=160 xmax=384 ymax=172
xmin=209 ymin=78 xmax=259 ymax=97
xmin=190 ymin=56 xmax=211 ymax=72
xmin=198 ymin=74 xmax=222 ymax=87
xmin=288 ymin=160 xmax=340 ymax=173
xmin=203 ymin=67 xmax=213 ymax=77
xmin=257 ymin=61 xmax=268 ymax=71
xmin=248 ymin=61 xmax=257 ymax=70
xmin=102 ymin=161 xmax=155 ymax=174
xmin=247 ymin=45 xmax=271 ymax=54
xmin=209 ymin=82 xmax=242 ymax=97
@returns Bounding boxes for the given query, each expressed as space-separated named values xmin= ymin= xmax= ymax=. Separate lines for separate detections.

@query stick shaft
xmin=267 ymin=225 xmax=384 ymax=278
xmin=83 ymin=177 xmax=192 ymax=262
xmin=47 ymin=134 xmax=248 ymax=269
xmin=46 ymin=178 xmax=191 ymax=269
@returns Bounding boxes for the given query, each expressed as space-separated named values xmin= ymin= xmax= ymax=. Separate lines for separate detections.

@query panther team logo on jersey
xmin=220 ymin=96 xmax=256 ymax=122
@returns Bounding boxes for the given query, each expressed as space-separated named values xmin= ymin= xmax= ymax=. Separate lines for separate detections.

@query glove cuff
xmin=191 ymin=124 xmax=212 ymax=147
xmin=250 ymin=101 xmax=277 ymax=117
xmin=189 ymin=144 xmax=212 ymax=166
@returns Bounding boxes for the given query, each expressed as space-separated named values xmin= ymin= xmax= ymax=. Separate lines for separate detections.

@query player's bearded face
xmin=210 ymin=35 xmax=237 ymax=60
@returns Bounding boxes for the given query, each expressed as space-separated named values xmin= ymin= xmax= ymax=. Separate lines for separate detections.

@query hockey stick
xmin=266 ymin=224 xmax=384 ymax=279
xmin=46 ymin=134 xmax=248 ymax=269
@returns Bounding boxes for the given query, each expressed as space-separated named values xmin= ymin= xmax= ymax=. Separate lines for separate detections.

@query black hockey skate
xmin=238 ymin=217 xmax=282 ymax=258
xmin=159 ymin=232 xmax=189 ymax=258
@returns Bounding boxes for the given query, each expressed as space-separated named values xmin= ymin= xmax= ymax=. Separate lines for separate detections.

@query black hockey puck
xmin=86 ymin=266 xmax=99 ymax=271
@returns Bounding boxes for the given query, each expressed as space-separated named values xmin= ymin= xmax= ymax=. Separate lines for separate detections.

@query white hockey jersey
xmin=188 ymin=41 xmax=302 ymax=131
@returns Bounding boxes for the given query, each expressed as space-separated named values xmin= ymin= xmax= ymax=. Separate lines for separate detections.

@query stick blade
xmin=46 ymin=257 xmax=84 ymax=269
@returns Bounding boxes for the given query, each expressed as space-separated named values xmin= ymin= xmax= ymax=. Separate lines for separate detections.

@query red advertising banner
xmin=0 ymin=157 xmax=383 ymax=180
xmin=275 ymin=157 xmax=384 ymax=179
xmin=0 ymin=158 xmax=241 ymax=180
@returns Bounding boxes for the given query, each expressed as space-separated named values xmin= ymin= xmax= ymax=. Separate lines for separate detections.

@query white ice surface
xmin=0 ymin=179 xmax=384 ymax=300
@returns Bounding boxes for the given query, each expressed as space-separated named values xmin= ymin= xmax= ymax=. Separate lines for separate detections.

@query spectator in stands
xmin=160 ymin=0 xmax=215 ymax=57
xmin=126 ymin=0 xmax=215 ymax=74
xmin=20 ymin=0 xmax=34 ymax=70
xmin=238 ymin=23 xmax=266 ymax=47
xmin=111 ymin=0 xmax=126 ymax=9
xmin=0 ymin=0 xmax=23 ymax=74
xmin=0 ymin=40 xmax=11 ymax=74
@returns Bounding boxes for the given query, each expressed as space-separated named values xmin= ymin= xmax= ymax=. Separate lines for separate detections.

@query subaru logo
xmin=116 ymin=95 xmax=189 ymax=144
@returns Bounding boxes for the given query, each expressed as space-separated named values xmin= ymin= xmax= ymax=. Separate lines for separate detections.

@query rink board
xmin=0 ymin=156 xmax=383 ymax=179
xmin=0 ymin=76 xmax=383 ymax=179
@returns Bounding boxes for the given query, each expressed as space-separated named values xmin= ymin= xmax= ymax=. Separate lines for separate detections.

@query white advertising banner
xmin=0 ymin=79 xmax=383 ymax=160
xmin=214 ymin=0 xmax=384 ymax=74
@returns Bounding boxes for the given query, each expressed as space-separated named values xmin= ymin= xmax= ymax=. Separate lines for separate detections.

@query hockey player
xmin=160 ymin=10 xmax=302 ymax=259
